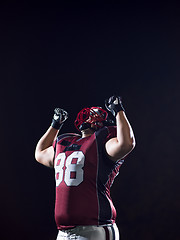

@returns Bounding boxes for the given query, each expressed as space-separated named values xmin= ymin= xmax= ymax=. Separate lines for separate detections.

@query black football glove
xmin=51 ymin=108 xmax=68 ymax=130
xmin=105 ymin=95 xmax=125 ymax=117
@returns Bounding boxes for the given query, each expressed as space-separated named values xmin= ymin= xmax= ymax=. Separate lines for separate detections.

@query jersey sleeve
xmin=53 ymin=139 xmax=57 ymax=149
xmin=53 ymin=133 xmax=81 ymax=149
xmin=105 ymin=126 xmax=117 ymax=142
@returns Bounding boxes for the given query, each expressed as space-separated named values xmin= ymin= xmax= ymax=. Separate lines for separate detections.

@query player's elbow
xmin=125 ymin=136 xmax=136 ymax=152
xmin=35 ymin=150 xmax=42 ymax=163
xmin=125 ymin=140 xmax=135 ymax=153
xmin=106 ymin=136 xmax=135 ymax=161
xmin=35 ymin=147 xmax=54 ymax=168
xmin=128 ymin=136 xmax=136 ymax=150
xmin=121 ymin=142 xmax=134 ymax=155
xmin=34 ymin=148 xmax=44 ymax=164
xmin=118 ymin=137 xmax=136 ymax=157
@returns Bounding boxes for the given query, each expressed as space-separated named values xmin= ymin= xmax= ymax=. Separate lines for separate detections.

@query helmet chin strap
xmin=79 ymin=122 xmax=91 ymax=131
xmin=79 ymin=122 xmax=98 ymax=132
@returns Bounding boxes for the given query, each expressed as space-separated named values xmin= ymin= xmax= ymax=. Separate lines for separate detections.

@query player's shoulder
xmin=56 ymin=133 xmax=81 ymax=143
xmin=101 ymin=125 xmax=117 ymax=135
xmin=95 ymin=125 xmax=116 ymax=141
xmin=106 ymin=125 xmax=117 ymax=132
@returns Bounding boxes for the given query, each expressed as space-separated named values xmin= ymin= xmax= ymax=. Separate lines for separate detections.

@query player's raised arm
xmin=105 ymin=96 xmax=135 ymax=161
xmin=35 ymin=108 xmax=68 ymax=168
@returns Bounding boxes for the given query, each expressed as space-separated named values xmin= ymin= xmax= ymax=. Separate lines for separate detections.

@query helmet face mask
xmin=74 ymin=107 xmax=108 ymax=131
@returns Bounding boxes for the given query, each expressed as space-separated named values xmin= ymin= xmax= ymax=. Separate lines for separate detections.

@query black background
xmin=1 ymin=1 xmax=180 ymax=240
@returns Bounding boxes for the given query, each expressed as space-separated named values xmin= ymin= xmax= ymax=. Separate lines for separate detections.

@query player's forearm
xmin=35 ymin=126 xmax=59 ymax=153
xmin=116 ymin=111 xmax=135 ymax=151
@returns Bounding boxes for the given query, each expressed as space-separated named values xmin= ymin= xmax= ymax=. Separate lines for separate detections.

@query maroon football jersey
xmin=53 ymin=126 xmax=124 ymax=230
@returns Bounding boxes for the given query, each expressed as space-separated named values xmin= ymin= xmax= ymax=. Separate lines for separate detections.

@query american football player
xmin=35 ymin=95 xmax=135 ymax=240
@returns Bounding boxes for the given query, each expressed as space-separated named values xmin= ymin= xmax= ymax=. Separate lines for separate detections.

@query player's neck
xmin=81 ymin=128 xmax=94 ymax=138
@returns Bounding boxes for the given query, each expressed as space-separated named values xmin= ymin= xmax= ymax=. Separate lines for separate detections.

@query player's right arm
xmin=105 ymin=96 xmax=135 ymax=161
xmin=35 ymin=108 xmax=68 ymax=168
xmin=35 ymin=126 xmax=59 ymax=168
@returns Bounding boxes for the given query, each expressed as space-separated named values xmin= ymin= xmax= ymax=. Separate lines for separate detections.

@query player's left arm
xmin=105 ymin=96 xmax=136 ymax=161
xmin=35 ymin=108 xmax=68 ymax=167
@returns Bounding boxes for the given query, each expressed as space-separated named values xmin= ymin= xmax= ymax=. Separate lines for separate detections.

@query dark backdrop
xmin=1 ymin=2 xmax=180 ymax=240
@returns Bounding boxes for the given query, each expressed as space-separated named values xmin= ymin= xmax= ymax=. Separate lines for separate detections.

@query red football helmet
xmin=74 ymin=107 xmax=108 ymax=131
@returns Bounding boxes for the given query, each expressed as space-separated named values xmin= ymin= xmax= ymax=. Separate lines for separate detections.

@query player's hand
xmin=51 ymin=108 xmax=68 ymax=129
xmin=105 ymin=95 xmax=125 ymax=117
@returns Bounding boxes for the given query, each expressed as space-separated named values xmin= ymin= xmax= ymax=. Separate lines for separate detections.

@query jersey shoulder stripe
xmin=56 ymin=133 xmax=81 ymax=143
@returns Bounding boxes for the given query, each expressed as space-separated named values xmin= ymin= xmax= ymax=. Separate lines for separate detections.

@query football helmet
xmin=74 ymin=107 xmax=109 ymax=131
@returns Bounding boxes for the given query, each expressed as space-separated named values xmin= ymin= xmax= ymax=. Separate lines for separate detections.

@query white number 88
xmin=55 ymin=151 xmax=85 ymax=187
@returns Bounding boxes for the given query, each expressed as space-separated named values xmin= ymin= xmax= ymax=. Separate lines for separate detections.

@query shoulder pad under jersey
xmin=56 ymin=133 xmax=81 ymax=143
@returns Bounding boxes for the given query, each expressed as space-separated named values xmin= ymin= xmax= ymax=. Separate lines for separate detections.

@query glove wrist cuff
xmin=51 ymin=120 xmax=62 ymax=130
xmin=114 ymin=104 xmax=125 ymax=115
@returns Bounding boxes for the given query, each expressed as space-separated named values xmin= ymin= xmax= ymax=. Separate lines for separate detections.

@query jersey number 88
xmin=54 ymin=151 xmax=85 ymax=187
